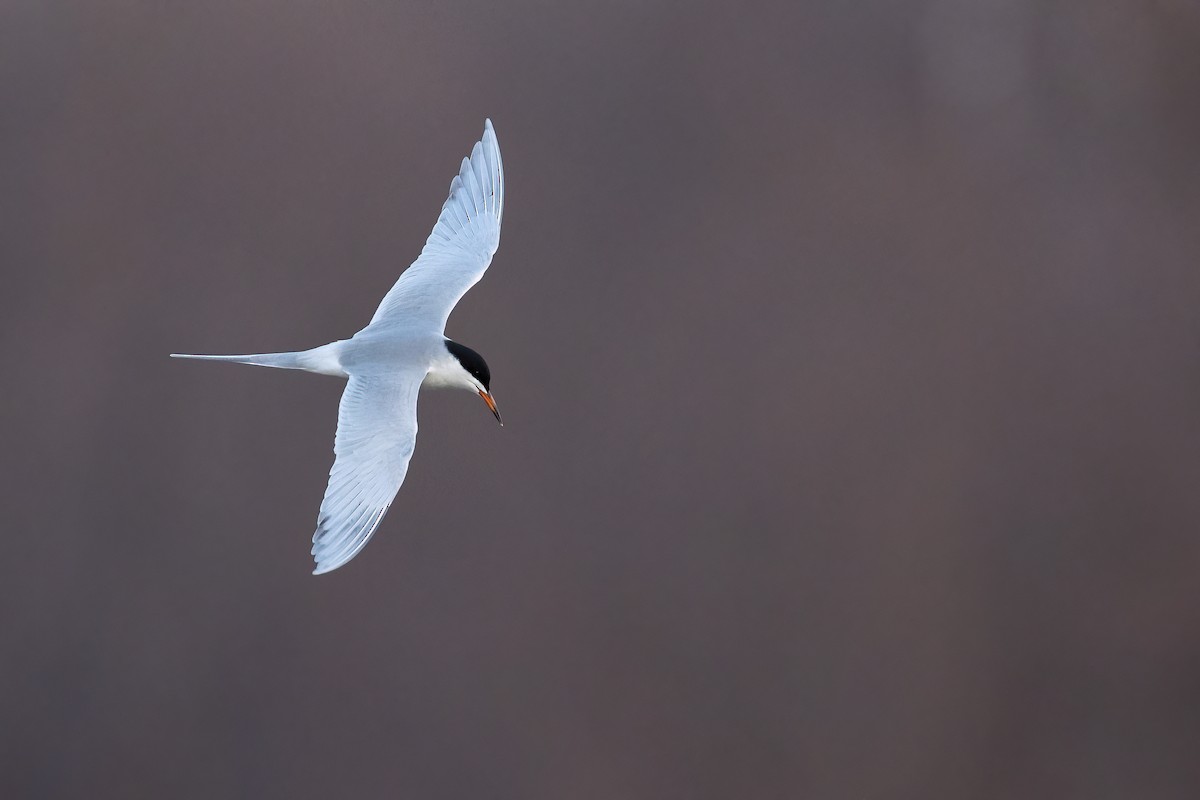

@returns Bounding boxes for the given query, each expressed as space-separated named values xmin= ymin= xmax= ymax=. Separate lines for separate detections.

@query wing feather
xmin=366 ymin=119 xmax=504 ymax=332
xmin=310 ymin=370 xmax=423 ymax=574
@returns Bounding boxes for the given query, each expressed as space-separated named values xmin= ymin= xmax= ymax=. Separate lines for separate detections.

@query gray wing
xmin=310 ymin=369 xmax=424 ymax=574
xmin=366 ymin=119 xmax=504 ymax=333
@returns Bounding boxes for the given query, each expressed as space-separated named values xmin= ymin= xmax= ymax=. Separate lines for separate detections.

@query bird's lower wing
xmin=311 ymin=370 xmax=424 ymax=574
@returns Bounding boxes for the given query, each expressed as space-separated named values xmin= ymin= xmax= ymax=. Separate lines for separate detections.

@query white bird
xmin=172 ymin=120 xmax=505 ymax=575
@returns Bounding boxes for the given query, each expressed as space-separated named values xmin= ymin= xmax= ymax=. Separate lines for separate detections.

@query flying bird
xmin=172 ymin=120 xmax=505 ymax=575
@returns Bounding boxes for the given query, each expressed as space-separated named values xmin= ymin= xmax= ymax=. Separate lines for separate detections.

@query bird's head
xmin=443 ymin=340 xmax=502 ymax=425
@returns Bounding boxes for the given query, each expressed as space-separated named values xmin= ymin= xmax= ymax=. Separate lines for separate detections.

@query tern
xmin=173 ymin=120 xmax=505 ymax=575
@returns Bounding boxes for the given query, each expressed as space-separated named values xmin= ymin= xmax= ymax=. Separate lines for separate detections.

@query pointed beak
xmin=479 ymin=390 xmax=503 ymax=426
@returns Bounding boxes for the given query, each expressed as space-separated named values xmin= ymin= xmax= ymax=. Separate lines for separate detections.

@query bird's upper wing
xmin=310 ymin=369 xmax=424 ymax=574
xmin=366 ymin=119 xmax=504 ymax=333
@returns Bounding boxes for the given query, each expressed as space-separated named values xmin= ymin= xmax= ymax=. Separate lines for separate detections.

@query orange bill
xmin=479 ymin=390 xmax=503 ymax=426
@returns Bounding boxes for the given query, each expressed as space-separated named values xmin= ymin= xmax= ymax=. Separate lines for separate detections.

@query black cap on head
xmin=444 ymin=340 xmax=491 ymax=390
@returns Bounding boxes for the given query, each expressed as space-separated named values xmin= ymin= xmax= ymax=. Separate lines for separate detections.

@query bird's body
xmin=172 ymin=120 xmax=505 ymax=574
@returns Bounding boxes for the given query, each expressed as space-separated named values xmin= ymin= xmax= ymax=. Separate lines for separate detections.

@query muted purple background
xmin=3 ymin=1 xmax=1200 ymax=797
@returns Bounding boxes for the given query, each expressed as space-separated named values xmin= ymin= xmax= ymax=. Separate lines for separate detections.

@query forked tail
xmin=170 ymin=342 xmax=345 ymax=376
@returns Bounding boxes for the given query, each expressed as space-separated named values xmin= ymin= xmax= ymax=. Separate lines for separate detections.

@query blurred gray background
xmin=3 ymin=1 xmax=1200 ymax=797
